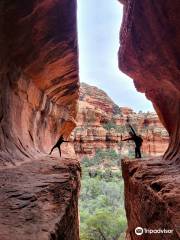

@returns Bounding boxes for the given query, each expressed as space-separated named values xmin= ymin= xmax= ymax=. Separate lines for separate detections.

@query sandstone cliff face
xmin=73 ymin=83 xmax=169 ymax=158
xmin=119 ymin=1 xmax=180 ymax=239
xmin=0 ymin=1 xmax=80 ymax=239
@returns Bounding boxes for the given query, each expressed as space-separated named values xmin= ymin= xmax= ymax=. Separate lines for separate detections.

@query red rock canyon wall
xmin=0 ymin=0 xmax=79 ymax=165
xmin=119 ymin=0 xmax=180 ymax=163
xmin=0 ymin=1 xmax=80 ymax=239
xmin=119 ymin=1 xmax=180 ymax=239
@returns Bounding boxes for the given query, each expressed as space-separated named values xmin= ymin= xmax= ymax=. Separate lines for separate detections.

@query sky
xmin=77 ymin=0 xmax=154 ymax=112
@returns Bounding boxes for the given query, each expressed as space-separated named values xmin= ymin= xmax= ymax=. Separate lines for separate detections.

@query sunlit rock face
xmin=119 ymin=1 xmax=180 ymax=239
xmin=0 ymin=1 xmax=80 ymax=239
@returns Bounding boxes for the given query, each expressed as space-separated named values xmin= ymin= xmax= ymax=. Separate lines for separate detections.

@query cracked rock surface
xmin=0 ymin=156 xmax=81 ymax=240
xmin=122 ymin=158 xmax=180 ymax=240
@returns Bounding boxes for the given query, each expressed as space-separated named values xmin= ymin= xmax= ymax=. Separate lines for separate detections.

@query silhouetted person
xmin=49 ymin=135 xmax=69 ymax=157
xmin=122 ymin=125 xmax=143 ymax=158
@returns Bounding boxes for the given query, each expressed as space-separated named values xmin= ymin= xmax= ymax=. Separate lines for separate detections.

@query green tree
xmin=80 ymin=149 xmax=127 ymax=240
xmin=81 ymin=210 xmax=126 ymax=240
xmin=103 ymin=121 xmax=117 ymax=131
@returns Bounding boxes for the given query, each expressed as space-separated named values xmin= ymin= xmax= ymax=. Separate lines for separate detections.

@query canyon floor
xmin=0 ymin=155 xmax=80 ymax=240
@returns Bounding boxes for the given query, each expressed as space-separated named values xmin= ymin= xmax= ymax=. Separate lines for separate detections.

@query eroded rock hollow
xmin=0 ymin=1 xmax=80 ymax=239
xmin=119 ymin=0 xmax=180 ymax=239
xmin=0 ymin=0 xmax=79 ymax=164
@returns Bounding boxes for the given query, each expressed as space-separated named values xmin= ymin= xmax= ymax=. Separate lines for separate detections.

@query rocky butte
xmin=73 ymin=82 xmax=169 ymax=159
xmin=119 ymin=0 xmax=180 ymax=239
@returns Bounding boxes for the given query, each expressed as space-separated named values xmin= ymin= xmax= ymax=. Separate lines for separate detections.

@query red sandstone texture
xmin=0 ymin=157 xmax=81 ymax=240
xmin=122 ymin=158 xmax=180 ymax=240
xmin=73 ymin=83 xmax=169 ymax=158
xmin=0 ymin=1 xmax=80 ymax=239
xmin=119 ymin=0 xmax=180 ymax=239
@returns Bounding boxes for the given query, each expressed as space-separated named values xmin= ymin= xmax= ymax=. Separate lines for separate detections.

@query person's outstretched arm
xmin=122 ymin=137 xmax=133 ymax=141
xmin=129 ymin=124 xmax=137 ymax=136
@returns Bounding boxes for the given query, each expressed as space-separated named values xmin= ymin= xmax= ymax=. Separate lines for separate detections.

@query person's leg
xmin=138 ymin=148 xmax=142 ymax=158
xmin=58 ymin=147 xmax=61 ymax=157
xmin=135 ymin=147 xmax=138 ymax=158
xmin=136 ymin=147 xmax=141 ymax=158
xmin=49 ymin=146 xmax=55 ymax=155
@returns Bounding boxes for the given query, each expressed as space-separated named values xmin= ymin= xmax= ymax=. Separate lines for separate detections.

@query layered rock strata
xmin=73 ymin=83 xmax=169 ymax=158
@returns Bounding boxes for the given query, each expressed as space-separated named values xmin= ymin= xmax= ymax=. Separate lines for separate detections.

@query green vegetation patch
xmin=103 ymin=121 xmax=126 ymax=134
xmin=80 ymin=149 xmax=127 ymax=240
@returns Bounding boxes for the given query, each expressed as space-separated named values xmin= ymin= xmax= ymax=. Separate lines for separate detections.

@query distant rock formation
xmin=72 ymin=83 xmax=169 ymax=158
